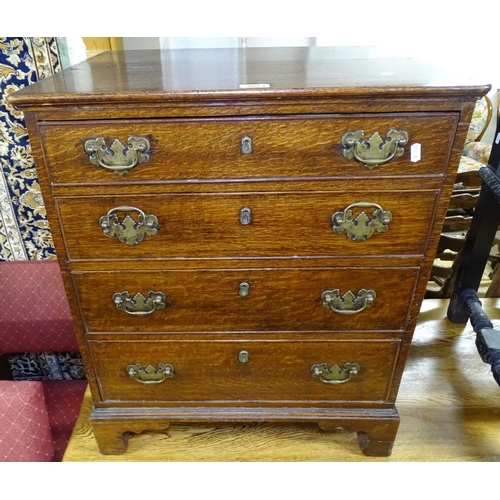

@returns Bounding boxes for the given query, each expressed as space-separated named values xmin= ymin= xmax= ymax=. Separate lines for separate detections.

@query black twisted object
xmin=460 ymin=288 xmax=500 ymax=387
xmin=479 ymin=165 xmax=500 ymax=203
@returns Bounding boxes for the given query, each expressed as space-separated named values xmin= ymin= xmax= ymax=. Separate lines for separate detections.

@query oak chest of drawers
xmin=10 ymin=47 xmax=489 ymax=456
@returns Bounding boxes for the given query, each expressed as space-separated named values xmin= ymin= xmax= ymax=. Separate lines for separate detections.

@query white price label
xmin=239 ymin=83 xmax=270 ymax=89
xmin=410 ymin=143 xmax=421 ymax=163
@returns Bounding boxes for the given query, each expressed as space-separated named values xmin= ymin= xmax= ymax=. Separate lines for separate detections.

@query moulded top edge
xmin=8 ymin=47 xmax=491 ymax=108
xmin=9 ymin=85 xmax=492 ymax=109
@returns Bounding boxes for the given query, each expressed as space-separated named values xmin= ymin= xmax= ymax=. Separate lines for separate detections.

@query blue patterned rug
xmin=0 ymin=37 xmax=59 ymax=261
xmin=7 ymin=352 xmax=86 ymax=381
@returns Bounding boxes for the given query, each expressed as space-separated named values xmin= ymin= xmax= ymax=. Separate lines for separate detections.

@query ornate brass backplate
xmin=127 ymin=363 xmax=174 ymax=384
xmin=84 ymin=136 xmax=151 ymax=175
xmin=113 ymin=290 xmax=167 ymax=316
xmin=99 ymin=205 xmax=158 ymax=246
xmin=342 ymin=129 xmax=409 ymax=169
xmin=321 ymin=288 xmax=376 ymax=315
xmin=311 ymin=362 xmax=360 ymax=384
xmin=332 ymin=202 xmax=392 ymax=242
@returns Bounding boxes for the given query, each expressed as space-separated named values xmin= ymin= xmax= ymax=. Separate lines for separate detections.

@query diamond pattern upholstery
xmin=42 ymin=380 xmax=87 ymax=462
xmin=0 ymin=380 xmax=54 ymax=462
xmin=0 ymin=260 xmax=78 ymax=353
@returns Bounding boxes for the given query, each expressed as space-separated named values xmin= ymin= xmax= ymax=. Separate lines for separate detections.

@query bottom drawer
xmin=90 ymin=339 xmax=401 ymax=403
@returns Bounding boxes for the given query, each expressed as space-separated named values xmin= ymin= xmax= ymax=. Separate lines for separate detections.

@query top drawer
xmin=39 ymin=113 xmax=458 ymax=185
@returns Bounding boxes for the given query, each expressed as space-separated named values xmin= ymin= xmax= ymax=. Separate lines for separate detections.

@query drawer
xmin=58 ymin=190 xmax=438 ymax=260
xmin=74 ymin=267 xmax=419 ymax=333
xmin=89 ymin=339 xmax=400 ymax=403
xmin=40 ymin=113 xmax=458 ymax=184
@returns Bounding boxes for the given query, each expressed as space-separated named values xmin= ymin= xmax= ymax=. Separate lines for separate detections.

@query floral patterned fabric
xmin=457 ymin=154 xmax=484 ymax=173
xmin=458 ymin=96 xmax=494 ymax=174
xmin=0 ymin=37 xmax=60 ymax=262
xmin=463 ymin=141 xmax=492 ymax=164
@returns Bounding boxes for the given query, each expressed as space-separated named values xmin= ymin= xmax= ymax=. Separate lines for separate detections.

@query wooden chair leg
xmin=485 ymin=261 xmax=500 ymax=297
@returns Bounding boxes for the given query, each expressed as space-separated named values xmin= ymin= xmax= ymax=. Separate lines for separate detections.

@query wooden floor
xmin=63 ymin=298 xmax=500 ymax=462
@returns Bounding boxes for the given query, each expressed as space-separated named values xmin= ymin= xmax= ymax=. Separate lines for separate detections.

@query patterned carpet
xmin=7 ymin=352 xmax=85 ymax=381
xmin=1 ymin=37 xmax=60 ymax=262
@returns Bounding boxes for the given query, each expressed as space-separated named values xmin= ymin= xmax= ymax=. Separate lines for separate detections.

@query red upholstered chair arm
xmin=0 ymin=380 xmax=54 ymax=462
xmin=41 ymin=379 xmax=87 ymax=461
xmin=0 ymin=261 xmax=78 ymax=353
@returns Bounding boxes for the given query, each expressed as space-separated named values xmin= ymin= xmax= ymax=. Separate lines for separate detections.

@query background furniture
xmin=447 ymin=112 xmax=500 ymax=386
xmin=0 ymin=260 xmax=87 ymax=461
xmin=427 ymin=95 xmax=496 ymax=298
xmin=10 ymin=47 xmax=489 ymax=457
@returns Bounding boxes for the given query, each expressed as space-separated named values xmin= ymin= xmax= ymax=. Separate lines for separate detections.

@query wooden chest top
xmin=10 ymin=46 xmax=489 ymax=110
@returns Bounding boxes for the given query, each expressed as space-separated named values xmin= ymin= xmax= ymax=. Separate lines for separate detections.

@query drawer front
xmin=74 ymin=267 xmax=418 ymax=333
xmin=58 ymin=190 xmax=437 ymax=260
xmin=90 ymin=339 xmax=400 ymax=403
xmin=40 ymin=114 xmax=457 ymax=184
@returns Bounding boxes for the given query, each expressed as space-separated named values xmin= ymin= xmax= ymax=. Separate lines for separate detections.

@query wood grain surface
xmin=39 ymin=114 xmax=457 ymax=184
xmin=9 ymin=47 xmax=490 ymax=107
xmin=73 ymin=266 xmax=418 ymax=333
xmin=57 ymin=190 xmax=438 ymax=260
xmin=89 ymin=338 xmax=400 ymax=403
xmin=63 ymin=298 xmax=500 ymax=461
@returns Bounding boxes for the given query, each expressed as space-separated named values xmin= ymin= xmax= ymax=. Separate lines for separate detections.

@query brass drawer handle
xmin=127 ymin=363 xmax=174 ymax=384
xmin=311 ymin=362 xmax=360 ymax=384
xmin=332 ymin=202 xmax=392 ymax=242
xmin=341 ymin=129 xmax=409 ymax=169
xmin=321 ymin=288 xmax=376 ymax=315
xmin=99 ymin=205 xmax=158 ymax=246
xmin=113 ymin=290 xmax=167 ymax=316
xmin=241 ymin=136 xmax=252 ymax=155
xmin=84 ymin=136 xmax=151 ymax=176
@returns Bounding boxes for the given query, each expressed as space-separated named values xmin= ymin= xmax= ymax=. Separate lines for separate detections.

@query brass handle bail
xmin=127 ymin=363 xmax=174 ymax=384
xmin=311 ymin=362 xmax=360 ymax=384
xmin=113 ymin=290 xmax=167 ymax=316
xmin=99 ymin=205 xmax=159 ymax=246
xmin=84 ymin=136 xmax=151 ymax=175
xmin=332 ymin=202 xmax=392 ymax=242
xmin=321 ymin=288 xmax=376 ymax=315
xmin=341 ymin=129 xmax=409 ymax=169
